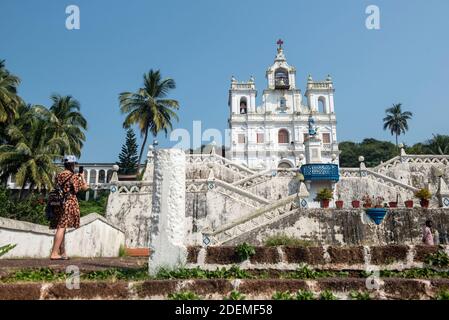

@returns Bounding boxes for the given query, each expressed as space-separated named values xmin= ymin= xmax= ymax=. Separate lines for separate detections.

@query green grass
xmin=3 ymin=265 xmax=449 ymax=284
xmin=272 ymin=291 xmax=295 ymax=300
xmin=264 ymin=234 xmax=315 ymax=247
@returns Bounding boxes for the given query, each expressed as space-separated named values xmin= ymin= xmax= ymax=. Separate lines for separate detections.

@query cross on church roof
xmin=277 ymin=39 xmax=284 ymax=49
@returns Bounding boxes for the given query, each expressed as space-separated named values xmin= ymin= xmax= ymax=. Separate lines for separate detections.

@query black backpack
xmin=46 ymin=173 xmax=74 ymax=220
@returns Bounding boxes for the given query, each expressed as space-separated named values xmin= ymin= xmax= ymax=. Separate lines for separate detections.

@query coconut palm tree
xmin=0 ymin=59 xmax=22 ymax=127
xmin=383 ymin=103 xmax=413 ymax=147
xmin=0 ymin=105 xmax=66 ymax=198
xmin=427 ymin=134 xmax=449 ymax=155
xmin=33 ymin=94 xmax=87 ymax=157
xmin=119 ymin=69 xmax=179 ymax=165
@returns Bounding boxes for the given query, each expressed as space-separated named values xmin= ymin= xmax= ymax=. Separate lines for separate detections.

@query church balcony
xmin=300 ymin=163 xmax=339 ymax=182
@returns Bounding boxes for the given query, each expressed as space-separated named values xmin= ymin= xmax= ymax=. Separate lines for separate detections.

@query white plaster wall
xmin=0 ymin=214 xmax=124 ymax=259
xmin=106 ymin=192 xmax=152 ymax=248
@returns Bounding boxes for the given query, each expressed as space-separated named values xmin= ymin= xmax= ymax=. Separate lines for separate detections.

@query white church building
xmin=227 ymin=40 xmax=340 ymax=171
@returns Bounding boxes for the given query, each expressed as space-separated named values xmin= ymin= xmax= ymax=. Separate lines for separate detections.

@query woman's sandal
xmin=50 ymin=256 xmax=70 ymax=260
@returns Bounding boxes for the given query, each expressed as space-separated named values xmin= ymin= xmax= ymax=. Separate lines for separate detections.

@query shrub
xmin=224 ymin=290 xmax=246 ymax=300
xmin=425 ymin=250 xmax=449 ymax=268
xmin=349 ymin=291 xmax=371 ymax=300
xmin=414 ymin=188 xmax=432 ymax=200
xmin=272 ymin=291 xmax=294 ymax=300
xmin=168 ymin=291 xmax=201 ymax=300
xmin=314 ymin=188 xmax=333 ymax=201
xmin=436 ymin=290 xmax=449 ymax=300
xmin=319 ymin=290 xmax=337 ymax=300
xmin=0 ymin=187 xmax=47 ymax=225
xmin=264 ymin=234 xmax=314 ymax=247
xmin=235 ymin=242 xmax=256 ymax=262
xmin=295 ymin=290 xmax=315 ymax=300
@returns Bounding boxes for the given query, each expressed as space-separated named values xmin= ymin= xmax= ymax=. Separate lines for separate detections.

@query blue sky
xmin=1 ymin=0 xmax=448 ymax=162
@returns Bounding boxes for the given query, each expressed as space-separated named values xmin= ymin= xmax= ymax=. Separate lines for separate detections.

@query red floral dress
xmin=49 ymin=170 xmax=82 ymax=229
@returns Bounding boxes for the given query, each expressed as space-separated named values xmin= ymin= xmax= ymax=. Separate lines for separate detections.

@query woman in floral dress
xmin=50 ymin=155 xmax=88 ymax=260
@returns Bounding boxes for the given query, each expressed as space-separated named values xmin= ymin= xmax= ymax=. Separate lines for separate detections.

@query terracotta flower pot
xmin=351 ymin=200 xmax=360 ymax=208
xmin=420 ymin=199 xmax=430 ymax=208
xmin=404 ymin=200 xmax=414 ymax=208
xmin=363 ymin=204 xmax=372 ymax=208
xmin=388 ymin=202 xmax=398 ymax=208
xmin=321 ymin=199 xmax=330 ymax=208
xmin=335 ymin=200 xmax=344 ymax=209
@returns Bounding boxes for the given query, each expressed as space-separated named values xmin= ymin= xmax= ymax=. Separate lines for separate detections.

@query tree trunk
xmin=137 ymin=126 xmax=149 ymax=168
xmin=395 ymin=133 xmax=398 ymax=149
xmin=19 ymin=177 xmax=28 ymax=200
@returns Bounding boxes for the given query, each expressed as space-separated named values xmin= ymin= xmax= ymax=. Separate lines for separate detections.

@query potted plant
xmin=362 ymin=193 xmax=373 ymax=208
xmin=389 ymin=194 xmax=398 ymax=208
xmin=315 ymin=188 xmax=333 ymax=208
xmin=351 ymin=195 xmax=360 ymax=208
xmin=404 ymin=199 xmax=414 ymax=208
xmin=414 ymin=188 xmax=432 ymax=208
xmin=365 ymin=196 xmax=388 ymax=225
xmin=335 ymin=193 xmax=344 ymax=209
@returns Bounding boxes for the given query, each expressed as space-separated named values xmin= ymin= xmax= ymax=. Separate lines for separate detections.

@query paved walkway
xmin=0 ymin=257 xmax=147 ymax=272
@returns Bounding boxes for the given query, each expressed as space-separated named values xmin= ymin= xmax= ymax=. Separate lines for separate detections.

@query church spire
xmin=275 ymin=39 xmax=286 ymax=62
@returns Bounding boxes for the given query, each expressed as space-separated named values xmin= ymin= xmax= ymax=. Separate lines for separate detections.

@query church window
xmin=318 ymin=96 xmax=326 ymax=113
xmin=239 ymin=97 xmax=247 ymax=114
xmin=257 ymin=133 xmax=264 ymax=144
xmin=322 ymin=133 xmax=330 ymax=144
xmin=278 ymin=129 xmax=289 ymax=144
xmin=238 ymin=134 xmax=246 ymax=144
xmin=279 ymin=97 xmax=287 ymax=113
xmin=274 ymin=68 xmax=289 ymax=89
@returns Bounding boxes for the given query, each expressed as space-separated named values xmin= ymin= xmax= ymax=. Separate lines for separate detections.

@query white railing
xmin=203 ymin=193 xmax=300 ymax=245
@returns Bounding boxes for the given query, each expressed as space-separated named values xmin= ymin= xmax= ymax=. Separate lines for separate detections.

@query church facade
xmin=227 ymin=41 xmax=340 ymax=170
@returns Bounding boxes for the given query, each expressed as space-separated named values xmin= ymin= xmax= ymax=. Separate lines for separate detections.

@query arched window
xmin=239 ymin=97 xmax=247 ymax=114
xmin=278 ymin=161 xmax=293 ymax=169
xmin=106 ymin=170 xmax=113 ymax=183
xmin=318 ymin=96 xmax=326 ymax=113
xmin=275 ymin=68 xmax=289 ymax=89
xmin=98 ymin=170 xmax=106 ymax=183
xmin=278 ymin=129 xmax=289 ymax=144
xmin=89 ymin=170 xmax=97 ymax=184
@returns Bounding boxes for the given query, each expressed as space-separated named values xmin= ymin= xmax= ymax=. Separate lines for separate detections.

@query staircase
xmin=202 ymin=193 xmax=302 ymax=245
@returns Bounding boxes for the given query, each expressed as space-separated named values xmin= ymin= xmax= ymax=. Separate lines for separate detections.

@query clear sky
xmin=1 ymin=0 xmax=448 ymax=162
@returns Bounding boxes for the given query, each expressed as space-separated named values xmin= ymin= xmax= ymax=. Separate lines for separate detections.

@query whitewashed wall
xmin=0 ymin=213 xmax=124 ymax=259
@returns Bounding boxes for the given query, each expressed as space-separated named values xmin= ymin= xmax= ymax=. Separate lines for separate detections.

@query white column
xmin=148 ymin=149 xmax=187 ymax=275
xmin=94 ymin=169 xmax=99 ymax=199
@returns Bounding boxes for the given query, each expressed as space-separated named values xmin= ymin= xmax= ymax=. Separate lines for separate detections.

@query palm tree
xmin=0 ymin=105 xmax=66 ymax=198
xmin=383 ymin=103 xmax=413 ymax=147
xmin=427 ymin=134 xmax=449 ymax=155
xmin=0 ymin=59 xmax=22 ymax=126
xmin=33 ymin=94 xmax=87 ymax=157
xmin=119 ymin=70 xmax=179 ymax=165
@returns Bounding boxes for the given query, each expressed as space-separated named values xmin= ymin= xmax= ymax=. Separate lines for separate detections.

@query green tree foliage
xmin=339 ymin=138 xmax=398 ymax=167
xmin=33 ymin=94 xmax=87 ymax=157
xmin=0 ymin=59 xmax=21 ymax=126
xmin=117 ymin=129 xmax=139 ymax=174
xmin=119 ymin=69 xmax=180 ymax=166
xmin=383 ymin=103 xmax=413 ymax=147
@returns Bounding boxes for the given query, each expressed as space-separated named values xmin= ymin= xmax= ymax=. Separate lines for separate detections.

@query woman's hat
xmin=63 ymin=155 xmax=78 ymax=163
